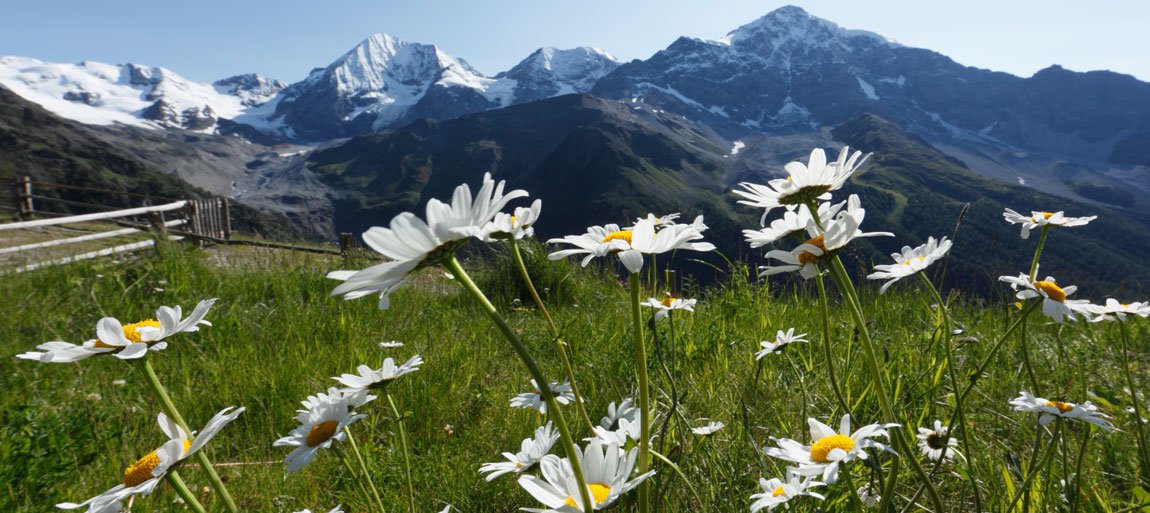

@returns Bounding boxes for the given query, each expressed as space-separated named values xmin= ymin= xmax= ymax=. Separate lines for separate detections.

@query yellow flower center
xmin=94 ymin=319 xmax=162 ymax=348
xmin=306 ymin=420 xmax=340 ymax=447
xmin=1033 ymin=212 xmax=1055 ymax=221
xmin=810 ymin=433 xmax=855 ymax=463
xmin=661 ymin=296 xmax=677 ymax=308
xmin=564 ymin=483 xmax=612 ymax=508
xmin=601 ymin=230 xmax=633 ymax=245
xmin=797 ymin=235 xmax=826 ymax=265
xmin=902 ymin=256 xmax=925 ymax=266
xmin=925 ymin=432 xmax=950 ymax=450
xmin=772 ymin=485 xmax=787 ymax=497
xmin=1032 ymin=281 xmax=1067 ymax=302
xmin=1046 ymin=400 xmax=1074 ymax=413
xmin=123 ymin=440 xmax=191 ymax=487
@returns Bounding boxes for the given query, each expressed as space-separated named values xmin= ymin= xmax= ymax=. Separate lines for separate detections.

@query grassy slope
xmin=1 ymin=242 xmax=1147 ymax=512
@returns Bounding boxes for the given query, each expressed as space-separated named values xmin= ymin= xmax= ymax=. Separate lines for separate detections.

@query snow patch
xmin=730 ymin=140 xmax=745 ymax=155
xmin=856 ymin=77 xmax=879 ymax=100
xmin=878 ymin=75 xmax=906 ymax=87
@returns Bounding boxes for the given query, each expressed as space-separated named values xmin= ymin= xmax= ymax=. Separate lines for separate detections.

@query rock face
xmin=497 ymin=47 xmax=620 ymax=104
xmin=213 ymin=74 xmax=287 ymax=106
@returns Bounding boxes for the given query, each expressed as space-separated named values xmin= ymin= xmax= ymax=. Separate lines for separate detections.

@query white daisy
xmin=867 ymin=237 xmax=953 ymax=293
xmin=57 ymin=407 xmax=243 ymax=513
xmin=334 ymin=355 xmax=423 ymax=393
xmin=589 ymin=417 xmax=643 ymax=447
xmin=762 ymin=414 xmax=899 ymax=483
xmin=857 ymin=483 xmax=882 ymax=508
xmin=1002 ymin=208 xmax=1096 ymax=239
xmin=916 ymin=420 xmax=962 ymax=462
xmin=328 ymin=173 xmax=528 ymax=309
xmin=761 ymin=195 xmax=892 ymax=279
xmin=734 ymin=147 xmax=870 ymax=221
xmin=547 ymin=218 xmax=714 ymax=274
xmin=743 ymin=199 xmax=846 ymax=246
xmin=599 ymin=399 xmax=638 ymax=431
xmin=275 ymin=388 xmax=373 ymax=473
xmin=749 ymin=473 xmax=825 ymax=512
xmin=641 ymin=294 xmax=697 ymax=320
xmin=378 ymin=340 xmax=405 ymax=348
xmin=293 ymin=507 xmax=344 ymax=513
xmin=517 ymin=439 xmax=655 ymax=512
xmin=1089 ymin=298 xmax=1150 ymax=322
xmin=482 ymin=199 xmax=543 ymax=241
xmin=1009 ymin=391 xmax=1115 ymax=430
xmin=755 ymin=328 xmax=809 ymax=359
xmin=17 ymin=299 xmax=216 ymax=363
xmin=691 ymin=421 xmax=725 ymax=437
xmin=479 ymin=422 xmax=559 ymax=481
xmin=631 ymin=212 xmax=681 ymax=228
xmin=511 ymin=380 xmax=576 ymax=414
xmin=999 ymin=273 xmax=1096 ymax=323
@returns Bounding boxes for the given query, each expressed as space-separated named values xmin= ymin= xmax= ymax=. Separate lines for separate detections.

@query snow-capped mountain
xmin=213 ymin=74 xmax=287 ymax=106
xmin=496 ymin=47 xmax=620 ymax=104
xmin=0 ymin=56 xmax=279 ymax=131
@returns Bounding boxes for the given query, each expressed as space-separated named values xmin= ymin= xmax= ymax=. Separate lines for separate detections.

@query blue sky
xmin=2 ymin=1 xmax=1147 ymax=83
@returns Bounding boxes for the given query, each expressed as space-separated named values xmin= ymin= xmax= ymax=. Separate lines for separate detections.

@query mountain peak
xmin=724 ymin=5 xmax=897 ymax=47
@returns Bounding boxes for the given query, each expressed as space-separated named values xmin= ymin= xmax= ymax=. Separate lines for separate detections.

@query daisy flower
xmin=743 ymin=199 xmax=846 ymax=246
xmin=1002 ymin=208 xmax=1096 ymax=239
xmin=1089 ymin=298 xmax=1150 ymax=322
xmin=867 ymin=237 xmax=952 ymax=293
xmin=1009 ymin=391 xmax=1115 ymax=430
xmin=761 ymin=195 xmax=892 ymax=279
xmin=511 ymin=380 xmax=576 ymax=414
xmin=691 ymin=421 xmax=725 ymax=437
xmin=999 ymin=273 xmax=1095 ymax=323
xmin=479 ymin=422 xmax=559 ymax=481
xmin=762 ymin=414 xmax=899 ymax=483
xmin=378 ymin=340 xmax=405 ymax=348
xmin=599 ymin=399 xmax=638 ymax=431
xmin=334 ymin=355 xmax=423 ymax=393
xmin=328 ymin=173 xmax=528 ymax=310
xmin=749 ymin=473 xmax=825 ymax=512
xmin=547 ymin=218 xmax=714 ymax=274
xmin=734 ymin=147 xmax=870 ymax=220
xmin=632 ymin=212 xmax=681 ymax=228
xmin=482 ymin=199 xmax=543 ymax=241
xmin=57 ymin=407 xmax=243 ymax=512
xmin=293 ymin=507 xmax=344 ymax=513
xmin=17 ymin=299 xmax=216 ymax=363
xmin=857 ymin=483 xmax=882 ymax=508
xmin=275 ymin=388 xmax=373 ymax=473
xmin=590 ymin=417 xmax=642 ymax=446
xmin=517 ymin=439 xmax=655 ymax=511
xmin=916 ymin=420 xmax=962 ymax=462
xmin=755 ymin=328 xmax=809 ymax=359
xmin=641 ymin=293 xmax=697 ymax=320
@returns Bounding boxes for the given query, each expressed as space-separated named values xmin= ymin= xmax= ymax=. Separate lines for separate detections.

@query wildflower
xmin=479 ymin=422 xmax=559 ymax=481
xmin=749 ymin=473 xmax=825 ymax=512
xmin=916 ymin=420 xmax=962 ymax=462
xmin=691 ymin=421 xmax=725 ymax=436
xmin=761 ymin=195 xmax=892 ymax=279
xmin=517 ymin=439 xmax=654 ymax=511
xmin=293 ymin=507 xmax=343 ymax=513
xmin=1089 ymin=298 xmax=1150 ymax=322
xmin=641 ymin=293 xmax=697 ymax=320
xmin=57 ymin=408 xmax=243 ymax=512
xmin=1009 ymin=391 xmax=1114 ymax=430
xmin=328 ymin=173 xmax=528 ymax=310
xmin=482 ymin=199 xmax=543 ymax=241
xmin=755 ymin=328 xmax=809 ymax=359
xmin=590 ymin=417 xmax=642 ymax=446
xmin=547 ymin=218 xmax=714 ymax=273
xmin=999 ymin=273 xmax=1095 ymax=323
xmin=762 ymin=414 xmax=899 ymax=483
xmin=379 ymin=340 xmax=405 ymax=348
xmin=857 ymin=483 xmax=882 ymax=508
xmin=734 ymin=147 xmax=870 ymax=220
xmin=632 ymin=212 xmax=681 ymax=228
xmin=867 ymin=237 xmax=952 ymax=293
xmin=510 ymin=380 xmax=576 ymax=414
xmin=743 ymin=199 xmax=846 ymax=246
xmin=599 ymin=399 xmax=638 ymax=431
xmin=1002 ymin=208 xmax=1096 ymax=239
xmin=275 ymin=388 xmax=373 ymax=473
xmin=334 ymin=355 xmax=423 ymax=393
xmin=17 ymin=299 xmax=216 ymax=363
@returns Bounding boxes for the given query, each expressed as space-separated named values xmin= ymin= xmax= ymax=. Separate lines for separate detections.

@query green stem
xmin=344 ymin=427 xmax=388 ymax=513
xmin=814 ymin=270 xmax=851 ymax=416
xmin=650 ymin=449 xmax=705 ymax=508
xmin=444 ymin=257 xmax=594 ymax=513
xmin=510 ymin=240 xmax=596 ymax=432
xmin=1007 ymin=422 xmax=1062 ymax=512
xmin=166 ymin=470 xmax=208 ymax=513
xmin=629 ymin=273 xmax=652 ymax=513
xmin=1071 ymin=425 xmax=1092 ymax=513
xmin=336 ymin=445 xmax=380 ymax=513
xmin=826 ymin=256 xmax=945 ymax=513
xmin=1119 ymin=320 xmax=1150 ymax=486
xmin=385 ymin=393 xmax=416 ymax=513
xmin=1019 ymin=317 xmax=1042 ymax=395
xmin=1028 ymin=226 xmax=1051 ymax=282
xmin=141 ymin=358 xmax=240 ymax=513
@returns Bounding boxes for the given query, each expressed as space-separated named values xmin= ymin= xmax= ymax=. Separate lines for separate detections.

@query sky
xmin=1 ymin=1 xmax=1147 ymax=84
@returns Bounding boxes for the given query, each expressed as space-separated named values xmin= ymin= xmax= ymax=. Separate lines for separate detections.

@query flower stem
xmin=141 ymin=358 xmax=239 ymax=513
xmin=1119 ymin=320 xmax=1150 ymax=486
xmin=336 ymin=445 xmax=382 ymax=513
xmin=166 ymin=470 xmax=208 ymax=513
xmin=510 ymin=239 xmax=596 ymax=432
xmin=344 ymin=427 xmax=388 ymax=513
xmin=444 ymin=257 xmax=594 ymax=513
xmin=1007 ymin=421 xmax=1062 ymax=512
xmin=814 ymin=270 xmax=851 ymax=416
xmin=385 ymin=393 xmax=416 ymax=513
xmin=826 ymin=256 xmax=945 ymax=513
xmin=629 ymin=272 xmax=652 ymax=513
xmin=1028 ymin=226 xmax=1051 ymax=282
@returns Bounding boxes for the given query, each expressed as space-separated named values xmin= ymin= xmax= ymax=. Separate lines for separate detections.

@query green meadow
xmin=2 ymin=241 xmax=1148 ymax=512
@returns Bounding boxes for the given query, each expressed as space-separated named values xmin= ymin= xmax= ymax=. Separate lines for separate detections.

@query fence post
xmin=16 ymin=176 xmax=33 ymax=220
xmin=148 ymin=210 xmax=168 ymax=257
xmin=222 ymin=198 xmax=232 ymax=240
xmin=339 ymin=232 xmax=354 ymax=264
xmin=184 ymin=201 xmax=202 ymax=247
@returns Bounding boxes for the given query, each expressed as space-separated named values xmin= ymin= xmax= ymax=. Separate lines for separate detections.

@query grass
xmin=1 ymin=240 xmax=1148 ymax=512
